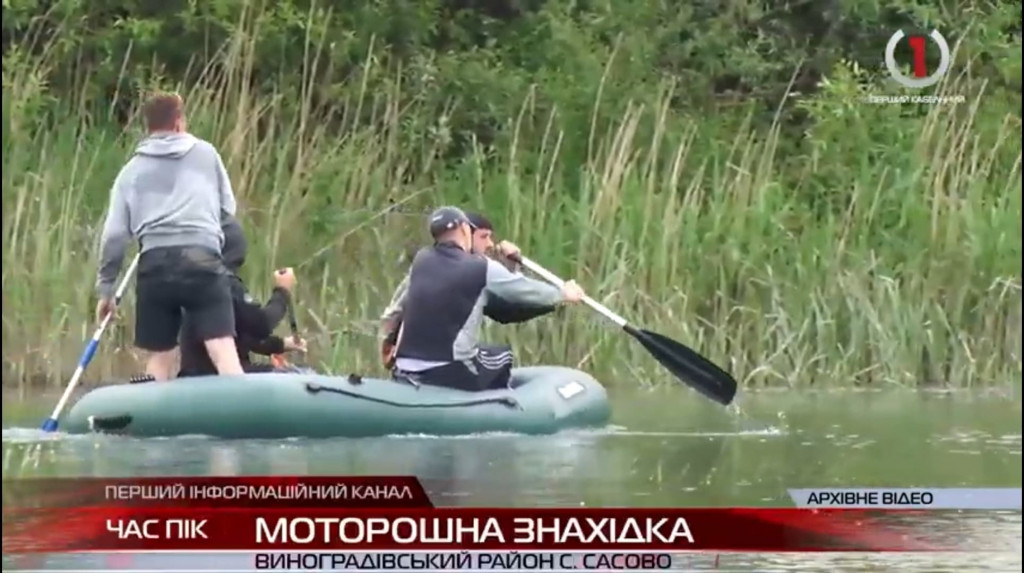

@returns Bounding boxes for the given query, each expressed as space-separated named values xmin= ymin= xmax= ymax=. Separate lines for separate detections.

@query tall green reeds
xmin=2 ymin=11 xmax=1020 ymax=393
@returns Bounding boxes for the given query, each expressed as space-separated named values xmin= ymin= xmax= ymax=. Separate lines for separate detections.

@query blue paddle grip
xmin=79 ymin=338 xmax=100 ymax=368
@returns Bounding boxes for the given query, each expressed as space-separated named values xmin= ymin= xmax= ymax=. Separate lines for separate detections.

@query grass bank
xmin=2 ymin=22 xmax=1021 ymax=393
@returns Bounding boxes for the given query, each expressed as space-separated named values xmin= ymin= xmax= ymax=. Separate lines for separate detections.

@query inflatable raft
xmin=62 ymin=366 xmax=611 ymax=439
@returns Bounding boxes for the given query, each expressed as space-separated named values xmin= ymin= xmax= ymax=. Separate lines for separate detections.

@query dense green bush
xmin=4 ymin=0 xmax=1020 ymax=152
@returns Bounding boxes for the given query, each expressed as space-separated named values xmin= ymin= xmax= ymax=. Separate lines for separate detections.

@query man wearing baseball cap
xmin=380 ymin=209 xmax=535 ymax=366
xmin=383 ymin=206 xmax=585 ymax=392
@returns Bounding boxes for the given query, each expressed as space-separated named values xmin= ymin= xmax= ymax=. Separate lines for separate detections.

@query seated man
xmin=178 ymin=215 xmax=306 ymax=377
xmin=388 ymin=207 xmax=585 ymax=392
xmin=378 ymin=211 xmax=547 ymax=368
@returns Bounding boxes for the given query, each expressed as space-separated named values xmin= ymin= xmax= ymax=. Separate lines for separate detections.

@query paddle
xmin=286 ymin=294 xmax=300 ymax=339
xmin=271 ymin=276 xmax=302 ymax=369
xmin=41 ymin=253 xmax=141 ymax=432
xmin=516 ymin=255 xmax=738 ymax=406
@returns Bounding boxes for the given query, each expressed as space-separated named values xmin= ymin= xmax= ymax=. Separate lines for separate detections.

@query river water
xmin=2 ymin=387 xmax=1022 ymax=571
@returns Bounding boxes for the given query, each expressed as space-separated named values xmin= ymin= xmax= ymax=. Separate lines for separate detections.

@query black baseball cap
xmin=428 ymin=206 xmax=476 ymax=238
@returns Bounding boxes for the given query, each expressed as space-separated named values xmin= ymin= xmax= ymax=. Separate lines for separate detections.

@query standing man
xmin=95 ymin=92 xmax=244 ymax=380
xmin=386 ymin=207 xmax=585 ymax=392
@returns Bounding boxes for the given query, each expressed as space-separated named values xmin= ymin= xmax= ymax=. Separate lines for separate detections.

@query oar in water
xmin=41 ymin=253 xmax=141 ymax=432
xmin=516 ymin=256 xmax=738 ymax=406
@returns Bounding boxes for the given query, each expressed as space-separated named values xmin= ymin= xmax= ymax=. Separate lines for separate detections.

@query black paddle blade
xmin=624 ymin=325 xmax=738 ymax=405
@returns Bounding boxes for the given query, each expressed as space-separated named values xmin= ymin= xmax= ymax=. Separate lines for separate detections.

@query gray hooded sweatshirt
xmin=95 ymin=132 xmax=237 ymax=298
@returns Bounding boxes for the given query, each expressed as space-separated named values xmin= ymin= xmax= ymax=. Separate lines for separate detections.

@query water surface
xmin=3 ymin=387 xmax=1021 ymax=571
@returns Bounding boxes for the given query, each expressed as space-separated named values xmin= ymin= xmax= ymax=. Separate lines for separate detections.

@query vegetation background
xmin=2 ymin=0 xmax=1021 ymax=392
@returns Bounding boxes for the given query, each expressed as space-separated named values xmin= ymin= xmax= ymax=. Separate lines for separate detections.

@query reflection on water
xmin=1 ymin=429 xmax=741 ymax=508
xmin=2 ymin=389 xmax=1022 ymax=571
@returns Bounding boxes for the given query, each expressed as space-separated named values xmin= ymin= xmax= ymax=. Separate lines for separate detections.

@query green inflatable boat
xmin=62 ymin=366 xmax=611 ymax=439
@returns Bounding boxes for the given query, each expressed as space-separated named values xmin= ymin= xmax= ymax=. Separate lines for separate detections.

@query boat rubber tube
xmin=62 ymin=366 xmax=612 ymax=439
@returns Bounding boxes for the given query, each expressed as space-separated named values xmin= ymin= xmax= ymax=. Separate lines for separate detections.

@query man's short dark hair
xmin=143 ymin=92 xmax=183 ymax=132
xmin=466 ymin=212 xmax=493 ymax=231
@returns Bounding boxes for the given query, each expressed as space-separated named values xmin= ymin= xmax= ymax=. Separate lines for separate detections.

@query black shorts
xmin=134 ymin=246 xmax=235 ymax=352
xmin=413 ymin=345 xmax=514 ymax=392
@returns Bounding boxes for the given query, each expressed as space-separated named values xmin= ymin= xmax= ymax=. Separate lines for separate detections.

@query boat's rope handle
xmin=303 ymin=382 xmax=523 ymax=410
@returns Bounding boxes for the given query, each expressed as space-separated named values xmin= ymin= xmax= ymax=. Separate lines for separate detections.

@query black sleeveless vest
xmin=395 ymin=242 xmax=488 ymax=362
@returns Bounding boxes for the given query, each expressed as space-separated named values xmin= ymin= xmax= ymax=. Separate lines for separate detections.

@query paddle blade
xmin=625 ymin=326 xmax=738 ymax=405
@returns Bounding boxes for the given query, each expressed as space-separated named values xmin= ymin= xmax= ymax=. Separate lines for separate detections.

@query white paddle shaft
xmin=43 ymin=253 xmax=140 ymax=430
xmin=517 ymin=256 xmax=628 ymax=328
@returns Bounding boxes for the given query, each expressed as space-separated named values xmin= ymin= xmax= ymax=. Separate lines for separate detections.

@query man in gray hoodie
xmin=95 ymin=93 xmax=244 ymax=380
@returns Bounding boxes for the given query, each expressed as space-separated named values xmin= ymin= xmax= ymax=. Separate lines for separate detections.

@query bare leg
xmin=204 ymin=336 xmax=244 ymax=375
xmin=146 ymin=349 xmax=179 ymax=381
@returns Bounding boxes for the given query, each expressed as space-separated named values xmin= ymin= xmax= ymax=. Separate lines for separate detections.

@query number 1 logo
xmin=885 ymin=30 xmax=952 ymax=89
